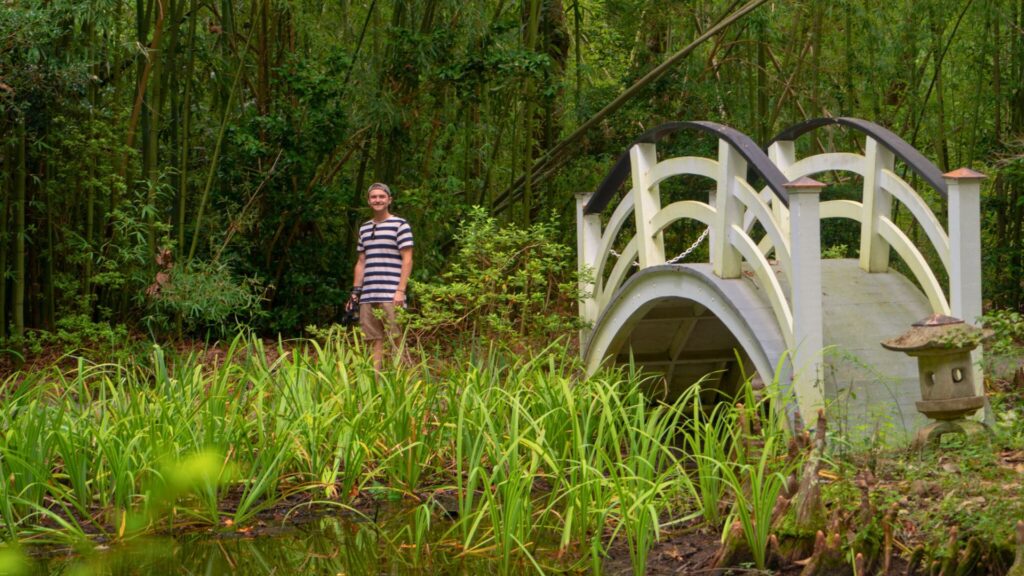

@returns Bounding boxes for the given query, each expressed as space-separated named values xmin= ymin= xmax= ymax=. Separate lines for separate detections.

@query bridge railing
xmin=577 ymin=122 xmax=798 ymax=352
xmin=764 ymin=118 xmax=984 ymax=326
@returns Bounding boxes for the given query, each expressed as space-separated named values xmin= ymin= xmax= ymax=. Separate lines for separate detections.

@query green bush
xmin=146 ymin=259 xmax=267 ymax=338
xmin=6 ymin=315 xmax=132 ymax=361
xmin=981 ymin=309 xmax=1024 ymax=357
xmin=405 ymin=207 xmax=587 ymax=350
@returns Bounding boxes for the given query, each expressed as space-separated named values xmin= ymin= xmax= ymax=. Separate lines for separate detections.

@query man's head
xmin=367 ymin=182 xmax=391 ymax=197
xmin=367 ymin=182 xmax=392 ymax=214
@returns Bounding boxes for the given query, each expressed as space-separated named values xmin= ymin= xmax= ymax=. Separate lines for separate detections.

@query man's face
xmin=368 ymin=188 xmax=391 ymax=212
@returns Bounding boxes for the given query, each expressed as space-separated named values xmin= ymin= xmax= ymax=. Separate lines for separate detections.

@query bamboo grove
xmin=1 ymin=0 xmax=1023 ymax=340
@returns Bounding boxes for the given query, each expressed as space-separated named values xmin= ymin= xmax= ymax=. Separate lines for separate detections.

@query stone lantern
xmin=881 ymin=314 xmax=992 ymax=448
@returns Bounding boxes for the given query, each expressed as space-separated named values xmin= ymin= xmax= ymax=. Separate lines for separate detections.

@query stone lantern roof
xmin=880 ymin=314 xmax=992 ymax=353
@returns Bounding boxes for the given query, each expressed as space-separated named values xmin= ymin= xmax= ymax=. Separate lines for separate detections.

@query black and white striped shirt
xmin=357 ymin=217 xmax=413 ymax=303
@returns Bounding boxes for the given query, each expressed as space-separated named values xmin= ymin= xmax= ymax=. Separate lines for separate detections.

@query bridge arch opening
xmin=584 ymin=265 xmax=795 ymax=418
xmin=609 ymin=297 xmax=759 ymax=406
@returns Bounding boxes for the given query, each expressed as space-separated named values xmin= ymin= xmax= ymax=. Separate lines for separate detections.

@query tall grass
xmin=0 ymin=332 xmax=799 ymax=574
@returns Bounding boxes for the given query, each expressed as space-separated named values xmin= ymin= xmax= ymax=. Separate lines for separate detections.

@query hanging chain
xmin=666 ymin=228 xmax=710 ymax=264
xmin=608 ymin=228 xmax=710 ymax=268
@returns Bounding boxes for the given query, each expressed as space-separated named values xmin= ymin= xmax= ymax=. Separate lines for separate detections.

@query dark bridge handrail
xmin=768 ymin=117 xmax=948 ymax=198
xmin=584 ymin=121 xmax=791 ymax=215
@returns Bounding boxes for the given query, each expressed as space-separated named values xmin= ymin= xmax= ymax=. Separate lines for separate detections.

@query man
xmin=347 ymin=182 xmax=414 ymax=368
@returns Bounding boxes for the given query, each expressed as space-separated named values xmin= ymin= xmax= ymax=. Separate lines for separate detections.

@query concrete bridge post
xmin=787 ymin=177 xmax=827 ymax=421
xmin=945 ymin=168 xmax=987 ymax=405
xmin=629 ymin=143 xmax=666 ymax=267
xmin=576 ymin=192 xmax=601 ymax=342
xmin=945 ymin=168 xmax=985 ymax=325
xmin=860 ymin=137 xmax=895 ymax=272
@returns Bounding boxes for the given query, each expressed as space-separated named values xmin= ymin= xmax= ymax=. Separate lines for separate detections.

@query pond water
xmin=29 ymin=506 xmax=586 ymax=575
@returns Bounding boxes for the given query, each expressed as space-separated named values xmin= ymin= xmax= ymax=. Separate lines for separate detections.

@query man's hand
xmin=346 ymin=287 xmax=361 ymax=311
xmin=393 ymin=289 xmax=406 ymax=307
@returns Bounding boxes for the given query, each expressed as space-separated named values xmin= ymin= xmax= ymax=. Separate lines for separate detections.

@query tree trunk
xmin=13 ymin=118 xmax=26 ymax=340
xmin=993 ymin=0 xmax=1002 ymax=145
xmin=0 ymin=140 xmax=8 ymax=339
xmin=521 ymin=0 xmax=542 ymax=225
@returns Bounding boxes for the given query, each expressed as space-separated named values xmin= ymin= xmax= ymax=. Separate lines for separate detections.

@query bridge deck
xmin=818 ymin=259 xmax=932 ymax=441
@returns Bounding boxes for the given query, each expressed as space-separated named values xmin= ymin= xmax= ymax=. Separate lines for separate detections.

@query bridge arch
xmin=584 ymin=264 xmax=794 ymax=416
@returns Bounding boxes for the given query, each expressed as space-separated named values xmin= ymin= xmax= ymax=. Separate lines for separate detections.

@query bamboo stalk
xmin=186 ymin=1 xmax=260 ymax=266
xmin=121 ymin=0 xmax=166 ymax=179
xmin=177 ymin=0 xmax=197 ymax=254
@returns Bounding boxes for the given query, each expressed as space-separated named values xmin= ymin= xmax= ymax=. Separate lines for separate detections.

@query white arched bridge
xmin=577 ymin=118 xmax=986 ymax=438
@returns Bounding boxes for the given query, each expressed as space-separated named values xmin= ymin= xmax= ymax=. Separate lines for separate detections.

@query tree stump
xmin=1008 ymin=520 xmax=1024 ymax=576
xmin=799 ymin=531 xmax=848 ymax=576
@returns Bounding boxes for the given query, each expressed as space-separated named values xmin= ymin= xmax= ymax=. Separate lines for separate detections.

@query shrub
xmin=405 ymin=207 xmax=587 ymax=351
xmin=146 ymin=259 xmax=267 ymax=338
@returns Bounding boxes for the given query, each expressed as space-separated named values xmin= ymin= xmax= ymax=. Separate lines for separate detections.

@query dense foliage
xmin=1 ymin=0 xmax=1023 ymax=344
xmin=406 ymin=207 xmax=586 ymax=349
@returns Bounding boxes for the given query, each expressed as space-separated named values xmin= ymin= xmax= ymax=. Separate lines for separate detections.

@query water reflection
xmin=33 ymin=506 xmax=577 ymax=575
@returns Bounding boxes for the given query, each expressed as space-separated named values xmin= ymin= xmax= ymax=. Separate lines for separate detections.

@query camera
xmin=341 ymin=303 xmax=359 ymax=326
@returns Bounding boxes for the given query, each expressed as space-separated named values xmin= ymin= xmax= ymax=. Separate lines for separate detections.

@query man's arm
xmin=395 ymin=247 xmax=413 ymax=305
xmin=348 ymin=252 xmax=366 ymax=310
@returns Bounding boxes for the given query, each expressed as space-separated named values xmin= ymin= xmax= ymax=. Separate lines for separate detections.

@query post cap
xmin=784 ymin=176 xmax=826 ymax=193
xmin=943 ymin=168 xmax=986 ymax=180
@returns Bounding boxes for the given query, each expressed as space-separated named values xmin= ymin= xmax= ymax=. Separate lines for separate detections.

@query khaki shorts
xmin=359 ymin=302 xmax=399 ymax=341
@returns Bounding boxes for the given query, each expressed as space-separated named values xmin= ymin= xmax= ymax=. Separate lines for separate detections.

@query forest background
xmin=1 ymin=0 xmax=1023 ymax=347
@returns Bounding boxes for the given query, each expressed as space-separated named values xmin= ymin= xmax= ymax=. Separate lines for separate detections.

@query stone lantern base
xmin=913 ymin=417 xmax=992 ymax=450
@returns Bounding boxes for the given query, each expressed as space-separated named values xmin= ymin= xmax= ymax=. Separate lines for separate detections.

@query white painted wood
xmin=649 ymin=200 xmax=716 ymax=233
xmin=946 ymin=175 xmax=983 ymax=324
xmin=820 ymin=199 xmax=863 ymax=221
xmin=860 ymin=138 xmax=895 ymax=272
xmin=728 ymin=224 xmax=795 ymax=347
xmin=767 ymin=141 xmax=795 ymax=237
xmin=879 ymin=170 xmax=951 ymax=274
xmin=735 ymin=179 xmax=792 ymax=283
xmin=583 ymin=128 xmax=973 ymax=438
xmin=946 ymin=172 xmax=986 ymax=404
xmin=783 ymin=153 xmax=866 ymax=181
xmin=594 ymin=189 xmax=635 ymax=295
xmin=650 ymin=156 xmax=719 ymax=186
xmin=746 ymin=185 xmax=786 ymax=235
xmin=877 ymin=218 xmax=951 ymax=314
xmin=630 ymin=144 xmax=666 ymax=268
xmin=767 ymin=140 xmax=796 ymax=173
xmin=713 ymin=140 xmax=745 ymax=278
xmin=788 ymin=183 xmax=825 ymax=421
xmin=577 ymin=193 xmax=602 ymax=336
xmin=598 ymin=238 xmax=638 ymax=310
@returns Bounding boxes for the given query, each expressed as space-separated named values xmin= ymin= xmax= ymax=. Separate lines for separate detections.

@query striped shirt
xmin=357 ymin=216 xmax=414 ymax=303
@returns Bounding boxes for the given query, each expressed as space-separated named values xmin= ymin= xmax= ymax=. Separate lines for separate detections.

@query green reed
xmin=714 ymin=433 xmax=789 ymax=570
xmin=682 ymin=395 xmax=734 ymax=527
xmin=0 ymin=331 xmax=801 ymax=576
